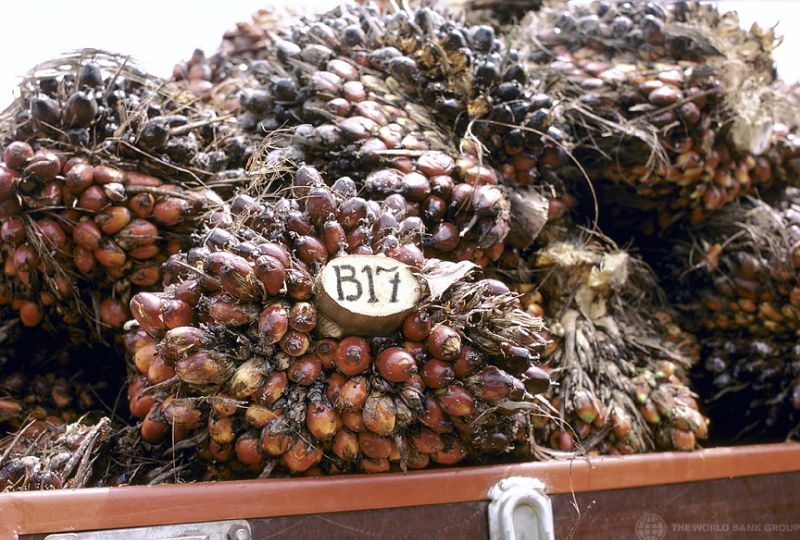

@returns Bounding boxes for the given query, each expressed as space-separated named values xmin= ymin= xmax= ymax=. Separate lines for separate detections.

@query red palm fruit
xmin=452 ymin=345 xmax=485 ymax=377
xmin=133 ymin=342 xmax=158 ymax=374
xmin=245 ymin=404 xmax=282 ymax=428
xmin=127 ymin=244 xmax=161 ymax=262
xmin=287 ymin=353 xmax=322 ymax=385
xmin=3 ymin=141 xmax=34 ymax=169
xmin=0 ymin=167 xmax=17 ymax=203
xmin=334 ymin=336 xmax=372 ymax=376
xmin=209 ymin=414 xmax=236 ymax=445
xmin=419 ymin=394 xmax=452 ymax=433
xmin=94 ymin=238 xmax=126 ymax=268
xmin=95 ymin=205 xmax=131 ymax=235
xmin=76 ymin=184 xmax=108 ymax=212
xmin=325 ymin=372 xmax=347 ymax=404
xmin=375 ymin=347 xmax=417 ymax=383
xmin=466 ymin=366 xmax=516 ymax=402
xmin=315 ymin=338 xmax=338 ymax=369
xmin=431 ymin=438 xmax=467 ymax=465
xmin=18 ymin=301 xmax=43 ymax=327
xmin=129 ymin=293 xmax=166 ymax=335
xmin=127 ymin=376 xmax=154 ymax=419
xmin=153 ymin=197 xmax=189 ymax=227
xmin=208 ymin=294 xmax=260 ymax=326
xmin=288 ymin=302 xmax=317 ymax=333
xmin=72 ymin=220 xmax=102 ymax=250
xmin=115 ymin=219 xmax=159 ymax=251
xmin=161 ymin=397 xmax=202 ymax=430
xmin=403 ymin=340 xmax=427 ymax=364
xmin=129 ymin=263 xmax=162 ymax=286
xmin=159 ymin=326 xmax=207 ymax=363
xmin=549 ymin=430 xmax=574 ymax=451
xmin=406 ymin=448 xmax=431 ymax=470
xmin=420 ymin=359 xmax=455 ymax=389
xmin=36 ymin=218 xmax=67 ymax=250
xmin=336 ymin=375 xmax=369 ymax=412
xmin=147 ymin=355 xmax=175 ymax=385
xmin=282 ymin=439 xmax=322 ymax=473
xmin=437 ymin=385 xmax=475 ymax=417
xmin=497 ymin=343 xmax=534 ymax=375
xmin=306 ymin=400 xmax=341 ymax=441
xmin=219 ymin=255 xmax=261 ymax=302
xmin=92 ymin=164 xmax=125 ymax=185
xmin=175 ymin=351 xmax=233 ymax=386
xmin=141 ymin=405 xmax=169 ymax=443
xmin=362 ymin=393 xmax=397 ymax=436
xmin=256 ymin=242 xmax=291 ymax=268
xmin=162 ymin=299 xmax=195 ymax=329
xmin=253 ymin=254 xmax=286 ymax=297
xmin=341 ymin=410 xmax=366 ymax=432
xmin=361 ymin=457 xmax=391 ymax=474
xmin=12 ymin=244 xmax=37 ymax=272
xmin=228 ymin=358 xmax=267 ymax=398
xmin=285 ymin=266 xmax=314 ymax=300
xmin=409 ymin=426 xmax=445 ymax=454
xmin=211 ymin=394 xmax=240 ymax=418
xmin=235 ymin=431 xmax=264 ymax=466
xmin=174 ymin=279 xmax=202 ymax=307
xmin=358 ymin=431 xmax=393 ymax=460
xmin=323 ymin=220 xmax=347 ymax=255
xmin=128 ymin=192 xmax=155 ymax=218
xmin=426 ymin=324 xmax=461 ymax=361
xmin=332 ymin=428 xmax=360 ymax=461
xmin=280 ymin=331 xmax=311 ymax=357
xmin=573 ymin=390 xmax=602 ymax=425
xmin=430 ymin=222 xmax=460 ymax=252
xmin=261 ymin=428 xmax=291 ymax=457
xmin=208 ymin=440 xmax=234 ymax=463
xmin=306 ymin=187 xmax=337 ymax=226
xmin=295 ymin=235 xmax=328 ymax=266
xmin=254 ymin=371 xmax=288 ymax=406
xmin=24 ymin=150 xmax=60 ymax=181
xmin=522 ymin=365 xmax=551 ymax=395
xmin=1 ymin=217 xmax=25 ymax=246
xmin=402 ymin=310 xmax=432 ymax=341
xmin=639 ymin=399 xmax=661 ymax=425
xmin=670 ymin=428 xmax=697 ymax=451
xmin=258 ymin=302 xmax=290 ymax=344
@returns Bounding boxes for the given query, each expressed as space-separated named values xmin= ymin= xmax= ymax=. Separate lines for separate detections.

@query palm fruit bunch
xmin=122 ymin=162 xmax=551 ymax=479
xmin=0 ymin=50 xmax=252 ymax=339
xmin=513 ymin=233 xmax=708 ymax=455
xmin=174 ymin=0 xmax=578 ymax=264
xmin=649 ymin=191 xmax=800 ymax=441
xmin=0 ymin=416 xmax=116 ymax=491
xmin=513 ymin=0 xmax=800 ymax=240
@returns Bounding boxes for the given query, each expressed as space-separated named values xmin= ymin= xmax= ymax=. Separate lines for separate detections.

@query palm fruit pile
xmin=0 ymin=321 xmax=120 ymax=437
xmin=514 ymin=0 xmax=800 ymax=239
xmin=174 ymin=0 xmax=579 ymax=262
xmin=122 ymin=163 xmax=551 ymax=478
xmin=649 ymin=192 xmax=800 ymax=442
xmin=0 ymin=50 xmax=254 ymax=339
xmin=510 ymin=232 xmax=707 ymax=455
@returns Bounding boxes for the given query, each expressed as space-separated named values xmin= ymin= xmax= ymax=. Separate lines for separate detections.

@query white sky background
xmin=0 ymin=0 xmax=797 ymax=109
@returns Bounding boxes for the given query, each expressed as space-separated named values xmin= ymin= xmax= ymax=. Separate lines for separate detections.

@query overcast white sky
xmin=0 ymin=1 xmax=797 ymax=109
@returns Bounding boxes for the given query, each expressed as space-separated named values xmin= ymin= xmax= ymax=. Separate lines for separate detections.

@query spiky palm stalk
xmin=521 ymin=233 xmax=707 ymax=455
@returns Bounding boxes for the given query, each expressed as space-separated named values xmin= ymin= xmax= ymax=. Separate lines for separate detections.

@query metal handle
xmin=488 ymin=477 xmax=555 ymax=540
xmin=44 ymin=519 xmax=251 ymax=540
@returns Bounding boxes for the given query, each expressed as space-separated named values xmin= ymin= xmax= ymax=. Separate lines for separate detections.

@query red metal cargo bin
xmin=1 ymin=442 xmax=798 ymax=539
